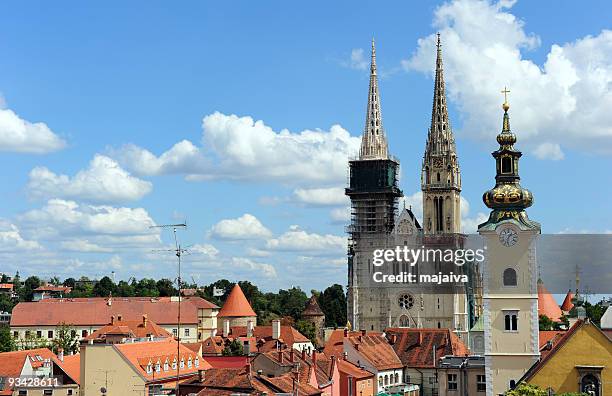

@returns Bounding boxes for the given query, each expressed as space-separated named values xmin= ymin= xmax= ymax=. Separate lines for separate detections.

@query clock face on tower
xmin=499 ymin=227 xmax=518 ymax=247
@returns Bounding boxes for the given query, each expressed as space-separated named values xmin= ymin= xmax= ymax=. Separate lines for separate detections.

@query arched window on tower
xmin=503 ymin=268 xmax=517 ymax=286
xmin=437 ymin=172 xmax=441 ymax=182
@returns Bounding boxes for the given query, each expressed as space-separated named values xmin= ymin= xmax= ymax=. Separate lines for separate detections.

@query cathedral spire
xmin=359 ymin=38 xmax=388 ymax=160
xmin=425 ymin=33 xmax=456 ymax=157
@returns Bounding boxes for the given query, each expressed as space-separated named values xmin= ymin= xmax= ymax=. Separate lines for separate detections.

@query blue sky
xmin=0 ymin=0 xmax=611 ymax=292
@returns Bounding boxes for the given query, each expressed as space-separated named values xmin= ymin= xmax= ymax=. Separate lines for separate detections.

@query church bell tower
xmin=478 ymin=91 xmax=541 ymax=396
xmin=422 ymin=34 xmax=462 ymax=235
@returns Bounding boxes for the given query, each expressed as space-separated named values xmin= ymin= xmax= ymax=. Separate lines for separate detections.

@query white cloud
xmin=293 ymin=187 xmax=348 ymax=206
xmin=60 ymin=239 xmax=112 ymax=253
xmin=113 ymin=112 xmax=360 ymax=185
xmin=18 ymin=200 xmax=160 ymax=250
xmin=246 ymin=247 xmax=271 ymax=257
xmin=532 ymin=142 xmax=565 ymax=160
xmin=0 ymin=221 xmax=41 ymax=251
xmin=0 ymin=108 xmax=65 ymax=153
xmin=400 ymin=192 xmax=424 ymax=224
xmin=266 ymin=225 xmax=346 ymax=254
xmin=347 ymin=48 xmax=368 ymax=70
xmin=28 ymin=154 xmax=152 ymax=203
xmin=330 ymin=206 xmax=350 ymax=223
xmin=209 ymin=214 xmax=272 ymax=240
xmin=190 ymin=243 xmax=220 ymax=258
xmin=230 ymin=257 xmax=277 ymax=278
xmin=404 ymin=0 xmax=612 ymax=156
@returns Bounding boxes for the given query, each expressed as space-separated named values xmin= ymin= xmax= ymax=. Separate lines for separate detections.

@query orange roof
xmin=537 ymin=280 xmax=563 ymax=322
xmin=302 ymin=295 xmax=325 ymax=317
xmin=59 ymin=354 xmax=81 ymax=385
xmin=323 ymin=329 xmax=383 ymax=358
xmin=230 ymin=325 xmax=310 ymax=347
xmin=336 ymin=358 xmax=374 ymax=379
xmin=34 ymin=285 xmax=71 ymax=293
xmin=0 ymin=348 xmax=78 ymax=394
xmin=560 ymin=290 xmax=574 ymax=312
xmin=114 ymin=338 xmax=211 ymax=382
xmin=385 ymin=328 xmax=470 ymax=369
xmin=346 ymin=332 xmax=403 ymax=371
xmin=0 ymin=283 xmax=13 ymax=290
xmin=11 ymin=296 xmax=217 ymax=327
xmin=218 ymin=284 xmax=256 ymax=318
xmin=84 ymin=316 xmax=171 ymax=341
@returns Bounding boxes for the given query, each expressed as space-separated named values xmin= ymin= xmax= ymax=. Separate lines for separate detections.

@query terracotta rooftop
xmin=0 ymin=283 xmax=13 ymax=290
xmin=336 ymin=358 xmax=374 ymax=379
xmin=560 ymin=290 xmax=575 ymax=312
xmin=34 ymin=285 xmax=71 ymax=293
xmin=218 ymin=284 xmax=256 ymax=318
xmin=0 ymin=348 xmax=79 ymax=395
xmin=59 ymin=354 xmax=81 ymax=385
xmin=302 ymin=295 xmax=325 ymax=317
xmin=537 ymin=280 xmax=563 ymax=322
xmin=322 ymin=329 xmax=383 ymax=358
xmin=385 ymin=328 xmax=470 ymax=369
xmin=11 ymin=296 xmax=217 ymax=326
xmin=347 ymin=331 xmax=403 ymax=371
xmin=83 ymin=315 xmax=172 ymax=341
xmin=231 ymin=325 xmax=310 ymax=347
xmin=114 ymin=337 xmax=211 ymax=382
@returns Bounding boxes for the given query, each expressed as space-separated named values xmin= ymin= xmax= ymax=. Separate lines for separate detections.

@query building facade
xmin=345 ymin=36 xmax=473 ymax=338
xmin=478 ymin=98 xmax=541 ymax=395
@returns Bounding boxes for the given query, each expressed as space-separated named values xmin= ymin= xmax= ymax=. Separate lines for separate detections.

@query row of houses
xmin=1 ymin=283 xmax=611 ymax=395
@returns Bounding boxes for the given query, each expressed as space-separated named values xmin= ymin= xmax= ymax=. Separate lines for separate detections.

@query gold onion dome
xmin=482 ymin=94 xmax=533 ymax=212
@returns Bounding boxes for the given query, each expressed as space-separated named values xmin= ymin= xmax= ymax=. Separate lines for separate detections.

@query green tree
xmin=318 ymin=284 xmax=347 ymax=327
xmin=0 ymin=325 xmax=16 ymax=352
xmin=63 ymin=277 xmax=76 ymax=288
xmin=12 ymin=272 xmax=22 ymax=298
xmin=21 ymin=276 xmax=41 ymax=301
xmin=49 ymin=276 xmax=61 ymax=286
xmin=0 ymin=274 xmax=9 ymax=283
xmin=70 ymin=276 xmax=94 ymax=297
xmin=0 ymin=294 xmax=15 ymax=313
xmin=93 ymin=276 xmax=118 ymax=297
xmin=133 ymin=278 xmax=159 ymax=297
xmin=278 ymin=287 xmax=308 ymax=320
xmin=295 ymin=320 xmax=316 ymax=345
xmin=222 ymin=339 xmax=244 ymax=356
xmin=117 ymin=280 xmax=135 ymax=297
xmin=20 ymin=332 xmax=49 ymax=350
xmin=156 ymin=279 xmax=177 ymax=297
xmin=538 ymin=314 xmax=554 ymax=331
xmin=52 ymin=323 xmax=79 ymax=355
xmin=506 ymin=383 xmax=586 ymax=396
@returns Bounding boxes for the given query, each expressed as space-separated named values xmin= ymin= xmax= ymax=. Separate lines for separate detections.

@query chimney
xmin=107 ymin=297 xmax=112 ymax=306
xmin=57 ymin=348 xmax=64 ymax=362
xmin=110 ymin=315 xmax=115 ymax=325
xmin=223 ymin=319 xmax=230 ymax=338
xmin=361 ymin=329 xmax=366 ymax=336
xmin=342 ymin=352 xmax=348 ymax=361
xmin=312 ymin=350 xmax=317 ymax=366
xmin=418 ymin=331 xmax=423 ymax=345
xmin=243 ymin=340 xmax=250 ymax=356
xmin=247 ymin=320 xmax=254 ymax=338
xmin=289 ymin=349 xmax=295 ymax=362
xmin=142 ymin=314 xmax=148 ymax=327
xmin=198 ymin=369 xmax=205 ymax=382
xmin=246 ymin=362 xmax=252 ymax=380
xmin=301 ymin=348 xmax=307 ymax=361
xmin=272 ymin=319 xmax=281 ymax=340
xmin=278 ymin=350 xmax=284 ymax=363
xmin=343 ymin=328 xmax=348 ymax=337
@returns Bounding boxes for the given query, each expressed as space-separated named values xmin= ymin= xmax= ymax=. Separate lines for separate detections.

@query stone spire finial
xmin=359 ymin=38 xmax=388 ymax=160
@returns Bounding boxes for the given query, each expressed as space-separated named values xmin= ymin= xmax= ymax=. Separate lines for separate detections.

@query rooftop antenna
xmin=149 ymin=222 xmax=187 ymax=395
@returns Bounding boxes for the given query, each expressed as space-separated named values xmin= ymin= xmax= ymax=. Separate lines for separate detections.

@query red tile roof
xmin=323 ymin=329 xmax=383 ymax=358
xmin=560 ymin=290 xmax=574 ymax=312
xmin=34 ymin=285 xmax=71 ymax=293
xmin=59 ymin=354 xmax=81 ymax=385
xmin=537 ymin=280 xmax=563 ymax=322
xmin=218 ymin=284 xmax=256 ymax=318
xmin=0 ymin=283 xmax=13 ymax=291
xmin=302 ymin=295 xmax=325 ymax=317
xmin=205 ymin=356 xmax=249 ymax=369
xmin=336 ymin=358 xmax=374 ymax=379
xmin=385 ymin=328 xmax=470 ymax=369
xmin=10 ymin=296 xmax=217 ymax=326
xmin=231 ymin=325 xmax=310 ymax=346
xmin=83 ymin=316 xmax=172 ymax=341
xmin=0 ymin=348 xmax=78 ymax=395
xmin=114 ymin=338 xmax=211 ymax=382
xmin=346 ymin=332 xmax=403 ymax=371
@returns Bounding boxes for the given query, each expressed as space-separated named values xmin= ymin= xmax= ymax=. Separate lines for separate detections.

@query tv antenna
xmin=149 ymin=222 xmax=187 ymax=395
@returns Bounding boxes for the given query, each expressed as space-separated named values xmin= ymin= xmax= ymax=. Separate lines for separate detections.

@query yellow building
xmin=521 ymin=319 xmax=611 ymax=395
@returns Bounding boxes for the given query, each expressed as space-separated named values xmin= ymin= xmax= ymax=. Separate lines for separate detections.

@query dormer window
xmin=146 ymin=363 xmax=153 ymax=374
xmin=163 ymin=361 xmax=169 ymax=371
xmin=155 ymin=362 xmax=161 ymax=373
xmin=195 ymin=357 xmax=200 ymax=367
xmin=187 ymin=357 xmax=192 ymax=368
xmin=172 ymin=359 xmax=177 ymax=370
xmin=180 ymin=359 xmax=185 ymax=369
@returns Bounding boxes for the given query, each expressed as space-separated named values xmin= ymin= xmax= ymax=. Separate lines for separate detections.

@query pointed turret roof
xmin=537 ymin=279 xmax=563 ymax=322
xmin=302 ymin=294 xmax=325 ymax=317
xmin=359 ymin=38 xmax=388 ymax=160
xmin=424 ymin=33 xmax=456 ymax=158
xmin=218 ymin=284 xmax=256 ymax=318
xmin=561 ymin=289 xmax=575 ymax=312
